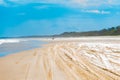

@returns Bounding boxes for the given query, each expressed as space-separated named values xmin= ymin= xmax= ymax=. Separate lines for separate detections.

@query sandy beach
xmin=0 ymin=38 xmax=120 ymax=80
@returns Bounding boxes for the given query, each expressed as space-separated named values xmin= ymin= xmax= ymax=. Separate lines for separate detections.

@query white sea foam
xmin=0 ymin=39 xmax=21 ymax=45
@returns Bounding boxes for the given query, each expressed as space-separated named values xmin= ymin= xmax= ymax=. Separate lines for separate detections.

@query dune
xmin=0 ymin=40 xmax=120 ymax=80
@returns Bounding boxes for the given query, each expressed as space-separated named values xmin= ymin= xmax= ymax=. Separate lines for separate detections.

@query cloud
xmin=0 ymin=0 xmax=4 ymax=4
xmin=34 ymin=5 xmax=49 ymax=9
xmin=82 ymin=10 xmax=111 ymax=14
xmin=0 ymin=0 xmax=7 ymax=5
xmin=1 ymin=0 xmax=119 ymax=8
xmin=108 ymin=0 xmax=120 ymax=5
xmin=6 ymin=0 xmax=106 ymax=5
xmin=7 ymin=0 xmax=65 ymax=4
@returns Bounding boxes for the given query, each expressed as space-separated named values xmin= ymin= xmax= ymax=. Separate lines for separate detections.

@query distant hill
xmin=57 ymin=25 xmax=120 ymax=37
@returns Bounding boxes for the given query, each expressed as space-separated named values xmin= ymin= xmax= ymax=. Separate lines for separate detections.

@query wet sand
xmin=0 ymin=38 xmax=120 ymax=80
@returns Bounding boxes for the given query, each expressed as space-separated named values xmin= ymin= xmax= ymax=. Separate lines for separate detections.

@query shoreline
xmin=0 ymin=40 xmax=47 ymax=57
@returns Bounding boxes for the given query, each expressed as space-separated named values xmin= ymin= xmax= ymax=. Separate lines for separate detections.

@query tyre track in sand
xmin=0 ymin=42 xmax=120 ymax=80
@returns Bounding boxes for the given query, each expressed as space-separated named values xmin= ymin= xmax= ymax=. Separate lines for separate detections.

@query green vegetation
xmin=58 ymin=25 xmax=120 ymax=37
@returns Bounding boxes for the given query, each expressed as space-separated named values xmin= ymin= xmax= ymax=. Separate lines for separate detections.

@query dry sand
xmin=0 ymin=39 xmax=120 ymax=80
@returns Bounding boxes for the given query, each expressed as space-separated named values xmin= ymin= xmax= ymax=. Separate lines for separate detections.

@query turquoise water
xmin=0 ymin=40 xmax=46 ymax=57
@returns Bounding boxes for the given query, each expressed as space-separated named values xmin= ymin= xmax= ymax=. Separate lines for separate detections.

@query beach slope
xmin=0 ymin=42 xmax=120 ymax=80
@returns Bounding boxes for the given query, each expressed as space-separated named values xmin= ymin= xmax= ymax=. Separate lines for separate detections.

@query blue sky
xmin=0 ymin=0 xmax=120 ymax=37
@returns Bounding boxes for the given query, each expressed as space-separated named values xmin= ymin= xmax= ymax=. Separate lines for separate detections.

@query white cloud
xmin=1 ymin=0 xmax=120 ymax=8
xmin=0 ymin=0 xmax=4 ymax=4
xmin=34 ymin=5 xmax=49 ymax=9
xmin=82 ymin=10 xmax=100 ymax=13
xmin=8 ymin=0 xmax=65 ymax=4
xmin=82 ymin=10 xmax=110 ymax=14
xmin=108 ymin=0 xmax=120 ymax=5
xmin=101 ymin=10 xmax=110 ymax=14
xmin=6 ymin=0 xmax=120 ymax=6
xmin=0 ymin=0 xmax=7 ymax=5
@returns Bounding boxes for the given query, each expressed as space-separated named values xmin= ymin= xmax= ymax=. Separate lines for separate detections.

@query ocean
xmin=0 ymin=38 xmax=47 ymax=57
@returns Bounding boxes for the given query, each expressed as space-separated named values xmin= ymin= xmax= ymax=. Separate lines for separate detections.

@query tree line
xmin=58 ymin=25 xmax=120 ymax=37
